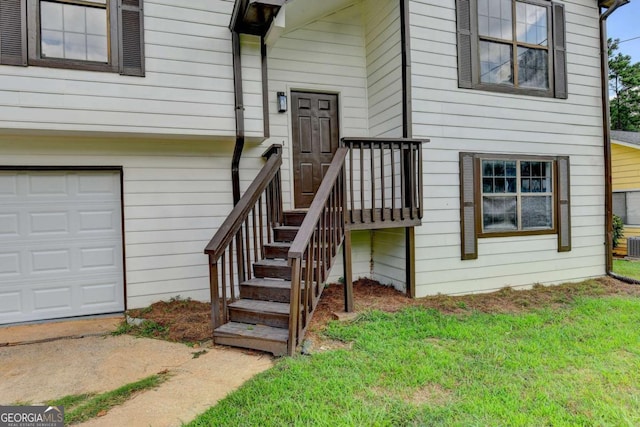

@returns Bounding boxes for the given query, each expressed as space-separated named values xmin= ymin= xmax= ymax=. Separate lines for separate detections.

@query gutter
xmin=231 ymin=31 xmax=245 ymax=206
xmin=598 ymin=0 xmax=631 ymax=280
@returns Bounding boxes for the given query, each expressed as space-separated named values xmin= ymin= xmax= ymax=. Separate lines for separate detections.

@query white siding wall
xmin=0 ymin=0 xmax=264 ymax=138
xmin=372 ymin=227 xmax=406 ymax=291
xmin=364 ymin=0 xmax=403 ymax=138
xmin=0 ymin=135 xmax=235 ymax=308
xmin=409 ymin=0 xmax=606 ymax=295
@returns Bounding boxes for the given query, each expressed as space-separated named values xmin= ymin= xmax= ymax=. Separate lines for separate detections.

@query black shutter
xmin=552 ymin=2 xmax=567 ymax=99
xmin=557 ymin=156 xmax=571 ymax=252
xmin=456 ymin=0 xmax=473 ymax=89
xmin=460 ymin=152 xmax=478 ymax=260
xmin=119 ymin=0 xmax=144 ymax=76
xmin=0 ymin=0 xmax=26 ymax=66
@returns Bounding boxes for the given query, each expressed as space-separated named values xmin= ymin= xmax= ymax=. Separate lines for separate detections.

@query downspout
xmin=231 ymin=31 xmax=245 ymax=205
xmin=599 ymin=0 xmax=634 ymax=282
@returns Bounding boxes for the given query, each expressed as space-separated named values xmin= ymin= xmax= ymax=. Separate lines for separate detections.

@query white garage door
xmin=0 ymin=170 xmax=125 ymax=324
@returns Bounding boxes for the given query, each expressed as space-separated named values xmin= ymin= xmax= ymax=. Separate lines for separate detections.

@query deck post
xmin=288 ymin=258 xmax=302 ymax=356
xmin=406 ymin=227 xmax=416 ymax=298
xmin=343 ymin=229 xmax=354 ymax=312
xmin=209 ymin=256 xmax=221 ymax=329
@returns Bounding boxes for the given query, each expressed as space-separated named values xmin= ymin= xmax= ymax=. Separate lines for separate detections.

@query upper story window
xmin=0 ymin=0 xmax=144 ymax=76
xmin=39 ymin=0 xmax=109 ymax=63
xmin=456 ymin=0 xmax=568 ymax=98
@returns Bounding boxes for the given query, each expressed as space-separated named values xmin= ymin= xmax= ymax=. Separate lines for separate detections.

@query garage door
xmin=0 ymin=170 xmax=125 ymax=324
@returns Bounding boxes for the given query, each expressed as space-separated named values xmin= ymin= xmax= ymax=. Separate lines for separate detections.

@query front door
xmin=291 ymin=91 xmax=340 ymax=208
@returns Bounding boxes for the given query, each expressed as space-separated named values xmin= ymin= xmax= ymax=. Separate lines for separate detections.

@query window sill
xmin=478 ymin=229 xmax=557 ymax=238
xmin=28 ymin=58 xmax=117 ymax=73
xmin=462 ymin=83 xmax=556 ymax=99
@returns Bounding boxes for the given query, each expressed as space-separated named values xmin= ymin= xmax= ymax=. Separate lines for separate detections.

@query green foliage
xmin=613 ymin=259 xmax=640 ymax=280
xmin=188 ymin=296 xmax=640 ymax=426
xmin=46 ymin=373 xmax=170 ymax=425
xmin=613 ymin=214 xmax=625 ymax=249
xmin=609 ymin=39 xmax=640 ymax=131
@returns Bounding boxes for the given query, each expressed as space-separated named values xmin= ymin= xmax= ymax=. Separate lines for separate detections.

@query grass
xmin=613 ymin=259 xmax=640 ymax=280
xmin=112 ymin=319 xmax=170 ymax=340
xmin=188 ymin=296 xmax=640 ymax=426
xmin=46 ymin=372 xmax=170 ymax=425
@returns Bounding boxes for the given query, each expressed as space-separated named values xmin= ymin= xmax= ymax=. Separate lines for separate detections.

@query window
xmin=0 ymin=0 xmax=144 ymax=76
xmin=460 ymin=152 xmax=571 ymax=260
xmin=39 ymin=0 xmax=109 ymax=63
xmin=482 ymin=159 xmax=554 ymax=232
xmin=456 ymin=0 xmax=567 ymax=98
xmin=613 ymin=191 xmax=640 ymax=225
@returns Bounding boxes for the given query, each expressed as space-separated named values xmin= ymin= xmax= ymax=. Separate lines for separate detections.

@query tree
xmin=609 ymin=38 xmax=640 ymax=131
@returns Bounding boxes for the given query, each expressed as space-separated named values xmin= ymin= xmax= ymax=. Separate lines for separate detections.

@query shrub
xmin=613 ymin=214 xmax=624 ymax=249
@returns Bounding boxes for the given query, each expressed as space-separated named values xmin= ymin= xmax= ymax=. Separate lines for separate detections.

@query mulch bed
xmin=124 ymin=277 xmax=640 ymax=345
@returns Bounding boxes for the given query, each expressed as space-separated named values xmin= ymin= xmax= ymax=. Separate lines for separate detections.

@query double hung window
xmin=456 ymin=0 xmax=567 ymax=98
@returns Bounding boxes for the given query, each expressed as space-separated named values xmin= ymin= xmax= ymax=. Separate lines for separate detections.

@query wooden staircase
xmin=213 ymin=210 xmax=306 ymax=356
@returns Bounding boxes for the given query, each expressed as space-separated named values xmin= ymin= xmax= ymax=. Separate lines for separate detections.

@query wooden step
xmin=283 ymin=210 xmax=306 ymax=226
xmin=274 ymin=226 xmax=299 ymax=243
xmin=253 ymin=259 xmax=291 ymax=280
xmin=214 ymin=322 xmax=288 ymax=356
xmin=228 ymin=299 xmax=290 ymax=329
xmin=240 ymin=278 xmax=292 ymax=302
xmin=264 ymin=242 xmax=291 ymax=259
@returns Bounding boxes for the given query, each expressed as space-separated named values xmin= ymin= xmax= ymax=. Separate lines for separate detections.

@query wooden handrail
xmin=205 ymin=144 xmax=283 ymax=330
xmin=341 ymin=137 xmax=426 ymax=228
xmin=288 ymin=148 xmax=349 ymax=258
xmin=205 ymin=147 xmax=282 ymax=259
xmin=287 ymin=147 xmax=348 ymax=355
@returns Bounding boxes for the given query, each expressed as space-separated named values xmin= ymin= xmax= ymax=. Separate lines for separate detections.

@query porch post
xmin=406 ymin=226 xmax=416 ymax=298
xmin=343 ymin=229 xmax=354 ymax=312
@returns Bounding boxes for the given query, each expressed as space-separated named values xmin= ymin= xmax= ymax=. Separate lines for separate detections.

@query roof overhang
xmin=598 ymin=0 xmax=631 ymax=8
xmin=230 ymin=0 xmax=286 ymax=35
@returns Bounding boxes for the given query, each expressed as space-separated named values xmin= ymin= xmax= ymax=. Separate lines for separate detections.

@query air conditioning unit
xmin=628 ymin=237 xmax=640 ymax=259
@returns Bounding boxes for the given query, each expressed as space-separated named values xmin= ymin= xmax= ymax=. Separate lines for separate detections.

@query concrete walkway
xmin=0 ymin=318 xmax=273 ymax=426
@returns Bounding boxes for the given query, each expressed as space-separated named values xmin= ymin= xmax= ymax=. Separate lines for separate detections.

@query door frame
xmin=286 ymin=88 xmax=342 ymax=210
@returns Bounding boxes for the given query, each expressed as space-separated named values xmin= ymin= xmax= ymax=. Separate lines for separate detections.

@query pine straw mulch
xmin=123 ymin=276 xmax=640 ymax=347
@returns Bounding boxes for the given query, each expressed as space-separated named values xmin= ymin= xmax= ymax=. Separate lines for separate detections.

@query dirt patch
xmin=126 ymin=298 xmax=212 ymax=343
xmin=407 ymin=383 xmax=455 ymax=407
xmin=121 ymin=277 xmax=640 ymax=347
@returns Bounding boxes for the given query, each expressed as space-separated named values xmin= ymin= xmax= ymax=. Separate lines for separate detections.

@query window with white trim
xmin=613 ymin=191 xmax=640 ymax=225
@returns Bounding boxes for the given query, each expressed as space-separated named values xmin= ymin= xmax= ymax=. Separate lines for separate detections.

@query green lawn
xmin=188 ymin=296 xmax=640 ymax=426
xmin=614 ymin=259 xmax=640 ymax=280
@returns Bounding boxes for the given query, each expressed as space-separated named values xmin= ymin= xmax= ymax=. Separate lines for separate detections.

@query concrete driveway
xmin=0 ymin=318 xmax=273 ymax=426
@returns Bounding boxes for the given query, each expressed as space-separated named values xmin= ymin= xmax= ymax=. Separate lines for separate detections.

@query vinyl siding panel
xmin=372 ymin=228 xmax=406 ymax=291
xmin=612 ymin=143 xmax=640 ymax=191
xmin=0 ymin=135 xmax=237 ymax=308
xmin=409 ymin=0 xmax=606 ymax=296
xmin=364 ymin=0 xmax=403 ymax=138
xmin=0 ymin=0 xmax=262 ymax=138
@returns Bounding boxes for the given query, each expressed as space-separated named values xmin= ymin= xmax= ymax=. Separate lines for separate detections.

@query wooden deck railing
xmin=287 ymin=147 xmax=349 ymax=355
xmin=204 ymin=145 xmax=283 ymax=329
xmin=341 ymin=138 xmax=424 ymax=230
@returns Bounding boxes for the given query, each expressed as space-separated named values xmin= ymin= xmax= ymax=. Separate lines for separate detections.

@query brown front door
xmin=291 ymin=91 xmax=340 ymax=208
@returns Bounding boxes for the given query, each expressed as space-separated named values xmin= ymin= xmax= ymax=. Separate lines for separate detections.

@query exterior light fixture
xmin=277 ymin=91 xmax=287 ymax=113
